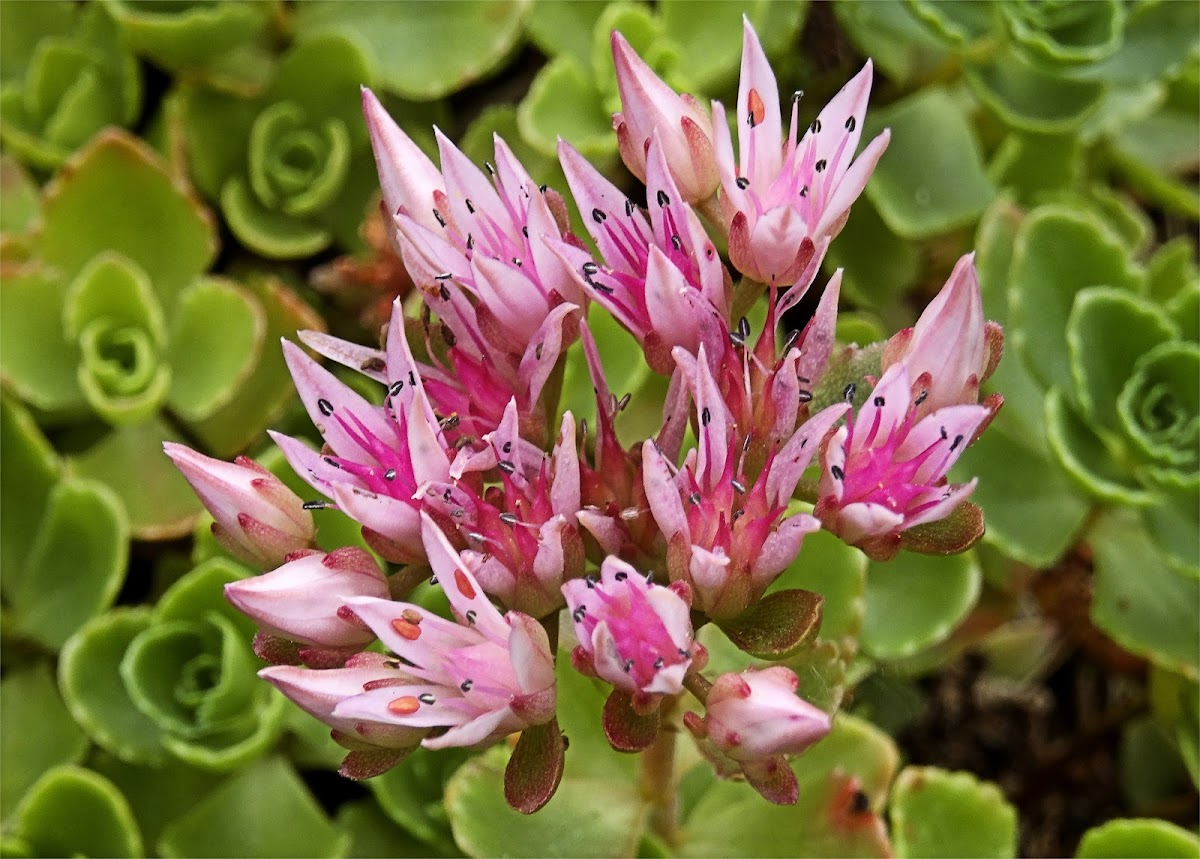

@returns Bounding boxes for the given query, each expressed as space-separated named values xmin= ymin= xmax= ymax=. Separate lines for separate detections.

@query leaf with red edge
xmin=505 ymin=718 xmax=566 ymax=814
xmin=900 ymin=500 xmax=985 ymax=555
xmin=718 ymin=589 xmax=824 ymax=660
xmin=602 ymin=690 xmax=659 ymax=753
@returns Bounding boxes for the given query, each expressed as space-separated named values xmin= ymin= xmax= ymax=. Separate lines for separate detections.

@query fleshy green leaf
xmin=906 ymin=0 xmax=996 ymax=45
xmin=864 ymin=88 xmax=995 ymax=239
xmin=58 ymin=608 xmax=167 ymax=766
xmin=518 ymin=55 xmax=616 ymax=165
xmin=1147 ymin=237 xmax=1199 ymax=304
xmin=823 ymin=195 xmax=920 ymax=315
xmin=1090 ymin=510 xmax=1200 ymax=680
xmin=292 ymin=0 xmax=530 ymax=101
xmin=967 ymin=52 xmax=1106 ymax=134
xmin=1120 ymin=716 xmax=1193 ymax=813
xmin=220 ymin=175 xmax=333 ymax=259
xmin=0 ymin=156 xmax=39 ymax=232
xmin=1045 ymin=388 xmax=1156 ymax=505
xmin=950 ymin=424 xmax=1091 ymax=568
xmin=718 ymin=588 xmax=824 ymax=659
xmin=0 ymin=264 xmax=85 ymax=415
xmin=1068 ymin=287 xmax=1176 ymax=430
xmin=0 ymin=394 xmax=60 ymax=584
xmin=176 ymin=83 xmax=261 ymax=200
xmin=1002 ymin=0 xmax=1125 ymax=67
xmin=368 ymin=747 xmax=472 ymax=854
xmin=36 ymin=130 xmax=216 ymax=312
xmin=771 ymin=528 xmax=868 ymax=642
xmin=0 ymin=663 xmax=89 ymax=821
xmin=1010 ymin=206 xmax=1141 ymax=395
xmin=7 ymin=477 xmax=128 ymax=650
xmin=336 ymin=799 xmax=439 ymax=858
xmin=1075 ymin=818 xmax=1200 ymax=859
xmin=1117 ymin=342 xmax=1198 ymax=480
xmin=157 ymin=756 xmax=348 ymax=858
xmin=888 ymin=767 xmax=1017 ymax=859
xmin=12 ymin=766 xmax=143 ymax=858
xmin=525 ymin=0 xmax=608 ymax=66
xmin=167 ymin=278 xmax=266 ymax=421
xmin=69 ymin=413 xmax=204 ymax=540
xmin=861 ymin=551 xmax=980 ymax=661
xmin=834 ymin=0 xmax=949 ymax=88
xmin=988 ymin=133 xmax=1083 ymax=204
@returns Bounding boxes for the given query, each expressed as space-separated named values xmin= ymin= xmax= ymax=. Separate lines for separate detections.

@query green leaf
xmin=719 ymin=588 xmax=824 ymax=659
xmin=336 ymin=799 xmax=440 ymax=858
xmin=823 ymin=194 xmax=920 ymax=315
xmin=888 ymin=767 xmax=1017 ymax=859
xmin=1117 ymin=342 xmax=1198 ymax=478
xmin=368 ymin=747 xmax=472 ymax=854
xmin=1140 ymin=484 xmax=1200 ymax=576
xmin=12 ymin=766 xmax=143 ymax=858
xmin=950 ymin=424 xmax=1091 ymax=568
xmin=1010 ymin=206 xmax=1141 ymax=395
xmin=0 ymin=264 xmax=85 ymax=415
xmin=905 ymin=0 xmax=996 ymax=45
xmin=1147 ymin=236 xmax=1199 ymax=304
xmin=525 ymin=0 xmax=608 ymax=66
xmin=518 ymin=55 xmax=616 ymax=165
xmin=1068 ymin=287 xmax=1177 ymax=431
xmin=220 ymin=175 xmax=333 ymax=260
xmin=1045 ymin=388 xmax=1155 ymax=505
xmin=833 ymin=0 xmax=949 ymax=88
xmin=0 ymin=156 xmax=39 ymax=232
xmin=1076 ymin=819 xmax=1200 ymax=859
xmin=559 ymin=301 xmax=653 ymax=439
xmin=292 ymin=0 xmax=530 ymax=101
xmin=186 ymin=274 xmax=324 ymax=457
xmin=1090 ymin=510 xmax=1200 ymax=680
xmin=988 ymin=133 xmax=1083 ymax=204
xmin=0 ymin=663 xmax=89 ymax=821
xmin=36 ymin=130 xmax=216 ymax=312
xmin=69 ymin=413 xmax=204 ymax=540
xmin=864 ymin=88 xmax=995 ymax=239
xmin=861 ymin=551 xmax=981 ymax=660
xmin=58 ymin=608 xmax=168 ymax=766
xmin=966 ymin=52 xmax=1107 ymax=134
xmin=158 ymin=756 xmax=348 ymax=858
xmin=176 ymin=83 xmax=261 ymax=200
xmin=1002 ymin=0 xmax=1125 ymax=67
xmin=167 ymin=278 xmax=266 ymax=421
xmin=7 ymin=477 xmax=128 ymax=650
xmin=1086 ymin=0 xmax=1200 ymax=86
xmin=772 ymin=528 xmax=868 ymax=643
xmin=1120 ymin=716 xmax=1193 ymax=813
xmin=0 ymin=394 xmax=60 ymax=584
xmin=679 ymin=713 xmax=898 ymax=858
xmin=0 ymin=1 xmax=76 ymax=83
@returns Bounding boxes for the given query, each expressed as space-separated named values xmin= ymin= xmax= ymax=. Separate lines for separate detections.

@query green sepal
xmin=1067 ymin=287 xmax=1177 ymax=430
xmin=292 ymin=0 xmax=528 ymax=101
xmin=58 ymin=608 xmax=168 ymax=766
xmin=1076 ymin=818 xmax=1200 ymax=858
xmin=864 ymin=88 xmax=995 ymax=239
xmin=861 ymin=551 xmax=980 ymax=661
xmin=718 ymin=588 xmax=824 ymax=659
xmin=1010 ymin=206 xmax=1141 ymax=395
xmin=5 ymin=477 xmax=128 ymax=651
xmin=0 ymin=663 xmax=89 ymax=821
xmin=10 ymin=766 xmax=143 ymax=858
xmin=157 ymin=756 xmax=348 ymax=858
xmin=167 ymin=278 xmax=266 ymax=422
xmin=1090 ymin=510 xmax=1200 ymax=680
xmin=888 ymin=767 xmax=1017 ymax=858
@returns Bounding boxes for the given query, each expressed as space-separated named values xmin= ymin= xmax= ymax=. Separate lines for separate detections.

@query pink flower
xmin=610 ymin=31 xmax=719 ymax=203
xmin=684 ymin=666 xmax=830 ymax=805
xmin=562 ymin=556 xmax=696 ymax=705
xmin=224 ymin=547 xmax=389 ymax=649
xmin=558 ymin=135 xmax=730 ymax=373
xmin=712 ymin=20 xmax=890 ymax=287
xmin=270 ymin=300 xmax=453 ymax=565
xmin=882 ymin=253 xmax=1004 ymax=417
xmin=332 ymin=514 xmax=557 ymax=751
xmin=420 ymin=399 xmax=584 ymax=618
xmin=814 ymin=363 xmax=989 ymax=560
xmin=163 ymin=442 xmax=314 ymax=569
xmin=363 ymin=89 xmax=587 ymax=439
xmin=642 ymin=346 xmax=848 ymax=618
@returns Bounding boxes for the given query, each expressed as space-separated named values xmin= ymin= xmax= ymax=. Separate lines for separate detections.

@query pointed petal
xmin=736 ymin=17 xmax=782 ymax=188
xmin=849 ymin=364 xmax=912 ymax=457
xmin=557 ymin=138 xmax=653 ymax=271
xmin=435 ymin=127 xmax=515 ymax=244
xmin=298 ymin=330 xmax=387 ymax=384
xmin=550 ymin=413 xmax=581 ymax=514
xmin=792 ymin=269 xmax=842 ymax=386
xmin=507 ymin=611 xmax=556 ymax=696
xmin=904 ymin=479 xmax=978 ymax=529
xmin=330 ymin=484 xmax=423 ymax=561
xmin=362 ymin=87 xmax=444 ymax=230
xmin=642 ymin=440 xmax=689 ymax=542
xmin=753 ymin=514 xmax=820 ymax=583
xmin=814 ymin=129 xmax=890 ymax=239
xmin=420 ymin=513 xmax=510 ymax=641
xmin=518 ymin=302 xmax=580 ymax=405
xmin=692 ymin=346 xmax=732 ymax=486
xmin=422 ymin=705 xmax=513 ymax=750
xmin=838 ymin=501 xmax=905 ymax=544
xmin=898 ymin=404 xmax=989 ymax=484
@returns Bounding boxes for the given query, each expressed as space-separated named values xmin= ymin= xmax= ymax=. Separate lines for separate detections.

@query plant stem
xmin=640 ymin=695 xmax=681 ymax=846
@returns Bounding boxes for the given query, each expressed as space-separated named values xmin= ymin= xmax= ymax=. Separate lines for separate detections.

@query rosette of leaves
xmin=519 ymin=0 xmax=807 ymax=169
xmin=99 ymin=0 xmax=279 ymax=95
xmin=58 ymin=556 xmax=286 ymax=773
xmin=0 ymin=0 xmax=141 ymax=171
xmin=174 ymin=34 xmax=379 ymax=260
xmin=0 ymin=130 xmax=323 ymax=540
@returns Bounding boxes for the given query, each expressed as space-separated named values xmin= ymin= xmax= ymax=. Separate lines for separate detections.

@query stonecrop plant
xmin=168 ymin=17 xmax=1005 ymax=823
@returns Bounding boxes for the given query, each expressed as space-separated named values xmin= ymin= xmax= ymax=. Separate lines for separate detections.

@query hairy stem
xmin=640 ymin=695 xmax=681 ymax=845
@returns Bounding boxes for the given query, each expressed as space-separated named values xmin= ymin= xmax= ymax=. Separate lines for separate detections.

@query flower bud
xmin=701 ymin=667 xmax=831 ymax=761
xmin=164 ymin=442 xmax=314 ymax=569
xmin=224 ymin=548 xmax=389 ymax=648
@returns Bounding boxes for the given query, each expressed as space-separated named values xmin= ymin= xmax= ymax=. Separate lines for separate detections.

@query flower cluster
xmin=168 ymin=19 xmax=1002 ymax=810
